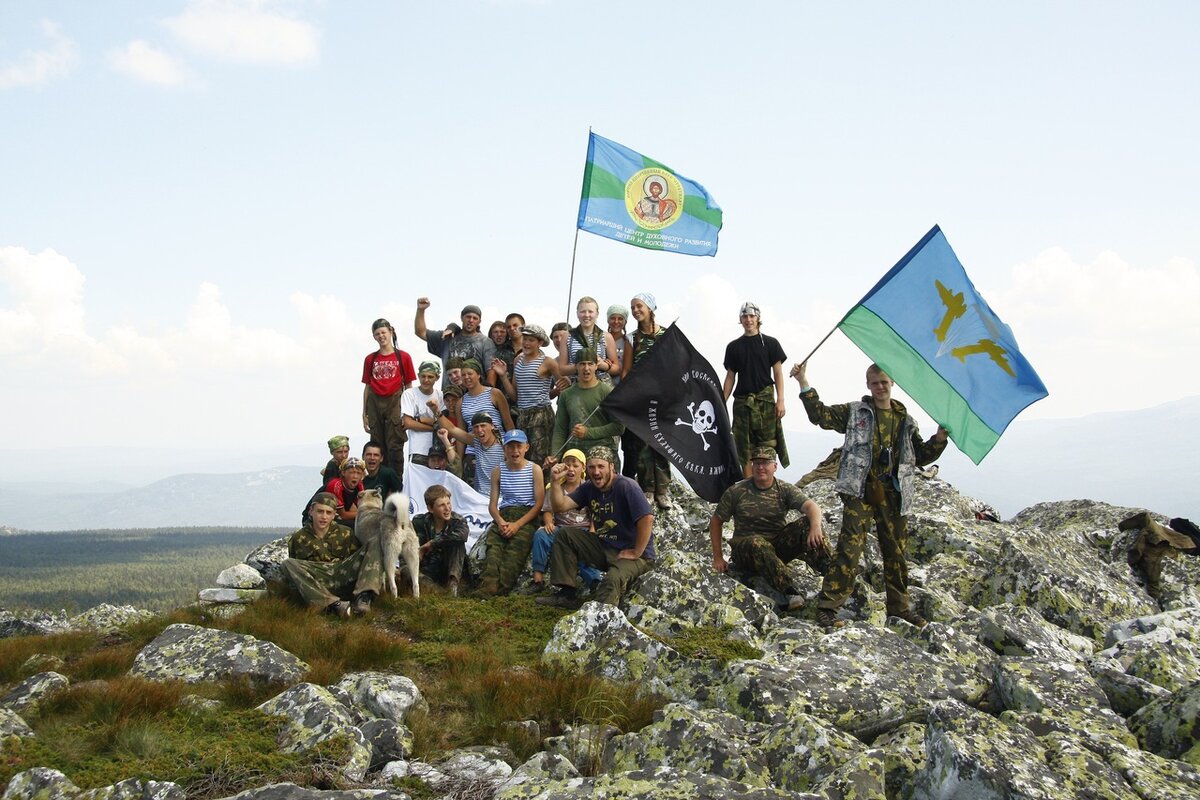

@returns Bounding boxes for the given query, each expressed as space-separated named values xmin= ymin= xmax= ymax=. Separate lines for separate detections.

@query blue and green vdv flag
xmin=838 ymin=225 xmax=1048 ymax=464
xmin=577 ymin=132 xmax=722 ymax=257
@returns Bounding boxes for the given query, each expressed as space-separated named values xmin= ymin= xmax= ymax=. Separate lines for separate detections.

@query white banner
xmin=404 ymin=463 xmax=492 ymax=548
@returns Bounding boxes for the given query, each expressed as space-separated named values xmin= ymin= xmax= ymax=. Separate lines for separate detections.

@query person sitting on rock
xmin=283 ymin=492 xmax=386 ymax=617
xmin=538 ymin=445 xmax=655 ymax=609
xmin=1120 ymin=512 xmax=1200 ymax=599
xmin=522 ymin=448 xmax=604 ymax=594
xmin=710 ymin=445 xmax=831 ymax=612
xmin=411 ymin=484 xmax=469 ymax=597
xmin=792 ymin=361 xmax=947 ymax=630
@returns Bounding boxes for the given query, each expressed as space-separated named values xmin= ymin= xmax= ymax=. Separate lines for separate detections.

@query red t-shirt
xmin=362 ymin=350 xmax=416 ymax=397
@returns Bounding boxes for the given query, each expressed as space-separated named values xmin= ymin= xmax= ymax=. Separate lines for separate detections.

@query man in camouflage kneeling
xmin=710 ymin=446 xmax=831 ymax=612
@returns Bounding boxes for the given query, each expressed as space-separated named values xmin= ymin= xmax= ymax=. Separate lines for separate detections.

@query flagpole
xmin=797 ymin=324 xmax=840 ymax=366
xmin=565 ymin=126 xmax=593 ymax=323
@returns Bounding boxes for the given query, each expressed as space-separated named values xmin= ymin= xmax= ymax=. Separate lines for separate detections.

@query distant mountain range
xmin=2 ymin=397 xmax=1196 ymax=531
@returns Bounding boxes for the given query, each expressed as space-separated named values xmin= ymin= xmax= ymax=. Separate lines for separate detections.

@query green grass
xmin=0 ymin=591 xmax=667 ymax=796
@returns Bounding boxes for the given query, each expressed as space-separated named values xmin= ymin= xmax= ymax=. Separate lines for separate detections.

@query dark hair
xmin=505 ymin=312 xmax=525 ymax=324
xmin=362 ymin=441 xmax=384 ymax=455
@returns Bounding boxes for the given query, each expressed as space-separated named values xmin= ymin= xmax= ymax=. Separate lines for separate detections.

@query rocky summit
xmin=4 ymin=474 xmax=1200 ymax=799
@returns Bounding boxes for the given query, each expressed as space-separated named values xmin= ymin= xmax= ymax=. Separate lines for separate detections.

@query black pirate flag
xmin=602 ymin=325 xmax=741 ymax=502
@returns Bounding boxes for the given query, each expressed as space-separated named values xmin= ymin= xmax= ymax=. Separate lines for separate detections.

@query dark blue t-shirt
xmin=569 ymin=475 xmax=656 ymax=560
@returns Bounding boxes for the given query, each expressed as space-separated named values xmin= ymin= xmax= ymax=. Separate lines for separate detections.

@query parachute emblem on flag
xmin=934 ymin=279 xmax=1017 ymax=378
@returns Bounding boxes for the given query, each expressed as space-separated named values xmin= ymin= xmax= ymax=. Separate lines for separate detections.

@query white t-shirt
xmin=400 ymin=385 xmax=444 ymax=457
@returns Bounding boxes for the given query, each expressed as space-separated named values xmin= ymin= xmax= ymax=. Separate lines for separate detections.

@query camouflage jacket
xmin=288 ymin=523 xmax=360 ymax=562
xmin=802 ymin=390 xmax=945 ymax=516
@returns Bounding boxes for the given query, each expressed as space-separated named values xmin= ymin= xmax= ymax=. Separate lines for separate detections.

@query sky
xmin=2 ymin=1 xmax=1198 ymax=476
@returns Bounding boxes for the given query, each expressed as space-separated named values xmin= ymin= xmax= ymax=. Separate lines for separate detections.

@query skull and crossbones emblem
xmin=675 ymin=400 xmax=717 ymax=450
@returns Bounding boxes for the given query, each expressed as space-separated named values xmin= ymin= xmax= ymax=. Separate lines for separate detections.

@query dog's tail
xmin=385 ymin=492 xmax=412 ymax=527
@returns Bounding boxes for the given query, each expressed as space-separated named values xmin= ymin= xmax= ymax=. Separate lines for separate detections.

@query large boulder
xmin=0 ymin=707 xmax=33 ymax=740
xmin=329 ymin=672 xmax=427 ymax=726
xmin=1129 ymin=680 xmax=1200 ymax=765
xmin=1 ymin=769 xmax=79 ymax=800
xmin=244 ymin=537 xmax=290 ymax=584
xmin=69 ymin=604 xmax=155 ymax=634
xmin=256 ymin=683 xmax=372 ymax=782
xmin=0 ymin=672 xmax=69 ymax=717
xmin=0 ymin=610 xmax=71 ymax=640
xmin=130 ymin=624 xmax=307 ymax=685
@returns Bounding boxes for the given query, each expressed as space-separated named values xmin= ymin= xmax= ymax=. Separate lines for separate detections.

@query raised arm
xmin=414 ymin=297 xmax=430 ymax=340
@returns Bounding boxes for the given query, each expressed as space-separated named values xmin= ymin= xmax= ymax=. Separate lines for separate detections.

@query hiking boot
xmin=536 ymin=591 xmax=582 ymax=610
xmin=891 ymin=608 xmax=928 ymax=628
xmin=351 ymin=591 xmax=375 ymax=617
xmin=654 ymin=491 xmax=671 ymax=509
xmin=815 ymin=608 xmax=844 ymax=630
xmin=515 ymin=581 xmax=547 ymax=596
xmin=781 ymin=595 xmax=807 ymax=612
xmin=326 ymin=600 xmax=351 ymax=619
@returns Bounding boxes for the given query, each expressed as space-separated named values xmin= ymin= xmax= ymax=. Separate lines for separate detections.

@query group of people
xmin=282 ymin=293 xmax=950 ymax=630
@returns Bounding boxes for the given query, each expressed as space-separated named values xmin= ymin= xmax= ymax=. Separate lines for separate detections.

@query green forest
xmin=0 ymin=528 xmax=288 ymax=613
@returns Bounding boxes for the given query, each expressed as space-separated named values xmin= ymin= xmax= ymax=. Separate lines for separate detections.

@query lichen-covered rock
xmin=495 ymin=766 xmax=821 ymax=799
xmin=0 ymin=609 xmax=71 ymax=640
xmin=69 ymin=604 xmax=155 ymax=634
xmin=217 ymin=563 xmax=267 ymax=589
xmin=994 ymin=657 xmax=1139 ymax=751
xmin=130 ymin=624 xmax=306 ymax=685
xmin=215 ymin=784 xmax=404 ymax=800
xmin=197 ymin=588 xmax=268 ymax=604
xmin=78 ymin=779 xmax=185 ymax=800
xmin=0 ymin=707 xmax=33 ymax=739
xmin=915 ymin=698 xmax=1068 ymax=799
xmin=874 ymin=722 xmax=926 ymax=800
xmin=602 ymin=704 xmax=770 ymax=787
xmin=1103 ymin=741 xmax=1200 ymax=798
xmin=718 ymin=625 xmax=989 ymax=738
xmin=757 ymin=712 xmax=864 ymax=793
xmin=1041 ymin=734 xmax=1138 ymax=800
xmin=812 ymin=747 xmax=886 ymax=800
xmin=330 ymin=672 xmax=427 ymax=726
xmin=1105 ymin=607 xmax=1200 ymax=647
xmin=17 ymin=654 xmax=64 ymax=677
xmin=358 ymin=718 xmax=413 ymax=770
xmin=541 ymin=602 xmax=722 ymax=705
xmin=496 ymin=752 xmax=580 ymax=794
xmin=888 ymin=620 xmax=1000 ymax=680
xmin=642 ymin=550 xmax=779 ymax=630
xmin=437 ymin=746 xmax=514 ymax=782
xmin=1088 ymin=656 xmax=1172 ymax=717
xmin=256 ymin=683 xmax=371 ymax=782
xmin=1 ymin=768 xmax=79 ymax=800
xmin=968 ymin=603 xmax=1096 ymax=662
xmin=0 ymin=671 xmax=69 ymax=717
xmin=1128 ymin=679 xmax=1200 ymax=764
xmin=544 ymin=724 xmax=620 ymax=776
xmin=243 ymin=537 xmax=290 ymax=584
xmin=623 ymin=572 xmax=760 ymax=645
xmin=1097 ymin=624 xmax=1200 ymax=692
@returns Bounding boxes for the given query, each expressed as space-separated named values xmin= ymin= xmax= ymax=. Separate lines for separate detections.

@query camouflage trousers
xmin=421 ymin=541 xmax=468 ymax=587
xmin=282 ymin=534 xmax=387 ymax=610
xmin=516 ymin=404 xmax=555 ymax=468
xmin=478 ymin=505 xmax=536 ymax=595
xmin=548 ymin=526 xmax=654 ymax=606
xmin=365 ymin=390 xmax=407 ymax=476
xmin=732 ymin=385 xmax=790 ymax=471
xmin=731 ymin=520 xmax=832 ymax=594
xmin=818 ymin=490 xmax=911 ymax=615
xmin=630 ymin=436 xmax=670 ymax=494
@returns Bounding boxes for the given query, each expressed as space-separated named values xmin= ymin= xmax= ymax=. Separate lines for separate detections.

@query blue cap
xmin=502 ymin=429 xmax=528 ymax=445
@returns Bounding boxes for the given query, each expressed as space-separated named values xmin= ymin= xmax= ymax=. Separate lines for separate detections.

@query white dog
xmin=355 ymin=490 xmax=421 ymax=600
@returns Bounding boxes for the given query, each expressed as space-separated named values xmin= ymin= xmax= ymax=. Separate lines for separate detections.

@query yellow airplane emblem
xmin=934 ymin=279 xmax=965 ymax=342
xmin=950 ymin=339 xmax=1015 ymax=377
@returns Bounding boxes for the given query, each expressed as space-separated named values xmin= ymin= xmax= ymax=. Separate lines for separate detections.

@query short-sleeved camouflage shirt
xmin=288 ymin=523 xmax=360 ymax=562
xmin=714 ymin=478 xmax=810 ymax=538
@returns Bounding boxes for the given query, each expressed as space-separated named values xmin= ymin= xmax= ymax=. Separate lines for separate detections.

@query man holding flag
xmin=792 ymin=361 xmax=947 ymax=630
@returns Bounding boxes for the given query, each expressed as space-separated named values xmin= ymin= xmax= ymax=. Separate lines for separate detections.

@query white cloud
xmin=107 ymin=40 xmax=187 ymax=86
xmin=0 ymin=20 xmax=78 ymax=89
xmin=164 ymin=1 xmax=319 ymax=65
